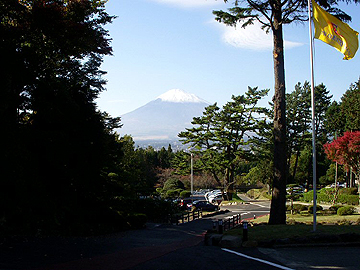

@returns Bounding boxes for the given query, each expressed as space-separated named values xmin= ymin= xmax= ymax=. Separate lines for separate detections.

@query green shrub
xmin=127 ymin=213 xmax=147 ymax=229
xmin=339 ymin=188 xmax=358 ymax=195
xmin=247 ymin=188 xmax=271 ymax=200
xmin=301 ymin=190 xmax=359 ymax=205
xmin=163 ymin=178 xmax=185 ymax=191
xmin=287 ymin=204 xmax=308 ymax=213
xmin=295 ymin=204 xmax=308 ymax=212
xmin=166 ymin=189 xmax=182 ymax=198
xmin=115 ymin=198 xmax=178 ymax=221
xmin=329 ymin=204 xmax=343 ymax=213
xmin=337 ymin=194 xmax=359 ymax=205
xmin=337 ymin=206 xmax=355 ymax=216
xmin=180 ymin=190 xmax=191 ymax=198
xmin=308 ymin=205 xmax=323 ymax=213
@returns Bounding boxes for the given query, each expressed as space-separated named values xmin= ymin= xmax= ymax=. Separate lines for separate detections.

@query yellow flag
xmin=312 ymin=0 xmax=359 ymax=60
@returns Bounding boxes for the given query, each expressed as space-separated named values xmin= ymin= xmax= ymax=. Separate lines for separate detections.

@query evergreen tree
xmin=178 ymin=87 xmax=269 ymax=199
xmin=340 ymin=79 xmax=360 ymax=132
xmin=1 ymin=0 xmax=117 ymax=234
xmin=286 ymin=82 xmax=311 ymax=182
xmin=213 ymin=0 xmax=356 ymax=224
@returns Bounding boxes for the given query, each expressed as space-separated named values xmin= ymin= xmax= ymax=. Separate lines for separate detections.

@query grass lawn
xmin=225 ymin=213 xmax=360 ymax=242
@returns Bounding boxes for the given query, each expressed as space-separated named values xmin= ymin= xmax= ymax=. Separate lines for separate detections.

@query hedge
xmin=286 ymin=204 xmax=308 ymax=213
xmin=127 ymin=213 xmax=147 ymax=229
xmin=308 ymin=205 xmax=323 ymax=213
xmin=329 ymin=204 xmax=343 ymax=213
xmin=301 ymin=191 xmax=359 ymax=205
xmin=180 ymin=190 xmax=191 ymax=198
xmin=337 ymin=206 xmax=356 ymax=216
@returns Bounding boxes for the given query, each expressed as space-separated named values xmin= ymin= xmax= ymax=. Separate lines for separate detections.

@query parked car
xmin=330 ymin=182 xmax=347 ymax=188
xmin=192 ymin=200 xmax=219 ymax=211
xmin=205 ymin=190 xmax=222 ymax=201
xmin=286 ymin=185 xmax=305 ymax=195
xmin=179 ymin=198 xmax=193 ymax=210
xmin=208 ymin=194 xmax=223 ymax=204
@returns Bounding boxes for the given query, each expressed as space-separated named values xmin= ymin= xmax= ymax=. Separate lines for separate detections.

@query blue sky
xmin=97 ymin=0 xmax=360 ymax=117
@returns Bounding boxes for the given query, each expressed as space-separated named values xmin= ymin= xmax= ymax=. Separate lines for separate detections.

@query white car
xmin=209 ymin=194 xmax=223 ymax=204
xmin=205 ymin=190 xmax=222 ymax=201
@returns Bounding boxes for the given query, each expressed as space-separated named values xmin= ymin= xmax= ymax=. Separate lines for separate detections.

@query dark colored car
xmin=192 ymin=200 xmax=219 ymax=211
xmin=179 ymin=198 xmax=193 ymax=210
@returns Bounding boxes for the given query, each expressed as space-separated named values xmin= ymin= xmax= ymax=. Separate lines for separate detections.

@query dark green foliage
xmin=337 ymin=206 xmax=356 ymax=216
xmin=163 ymin=178 xmax=185 ymax=191
xmin=215 ymin=0 xmax=356 ymax=226
xmin=178 ymin=87 xmax=269 ymax=199
xmin=308 ymin=205 xmax=323 ymax=213
xmin=325 ymin=101 xmax=343 ymax=137
xmin=340 ymin=79 xmax=360 ymax=132
xmin=329 ymin=205 xmax=343 ymax=213
xmin=166 ymin=189 xmax=181 ymax=198
xmin=127 ymin=213 xmax=147 ymax=229
xmin=286 ymin=204 xmax=308 ymax=213
xmin=337 ymin=195 xmax=360 ymax=205
xmin=180 ymin=190 xmax=191 ymax=198
xmin=120 ymin=198 xmax=178 ymax=221
xmin=340 ymin=188 xmax=358 ymax=195
xmin=0 ymin=0 xmax=130 ymax=235
xmin=302 ymin=190 xmax=359 ymax=205
xmin=117 ymin=136 xmax=161 ymax=196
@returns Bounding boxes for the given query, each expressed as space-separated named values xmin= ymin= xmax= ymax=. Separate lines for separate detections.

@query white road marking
xmin=230 ymin=210 xmax=268 ymax=213
xmin=229 ymin=211 xmax=250 ymax=214
xmin=222 ymin=248 xmax=295 ymax=270
xmin=249 ymin=202 xmax=269 ymax=208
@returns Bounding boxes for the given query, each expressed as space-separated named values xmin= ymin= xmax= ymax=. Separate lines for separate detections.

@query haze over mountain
xmin=117 ymin=89 xmax=209 ymax=147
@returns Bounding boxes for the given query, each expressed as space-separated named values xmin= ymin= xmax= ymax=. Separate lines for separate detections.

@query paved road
xmin=221 ymin=200 xmax=270 ymax=220
xmin=2 ymin=201 xmax=360 ymax=270
xmin=257 ymin=246 xmax=360 ymax=270
xmin=0 ymin=202 xmax=274 ymax=270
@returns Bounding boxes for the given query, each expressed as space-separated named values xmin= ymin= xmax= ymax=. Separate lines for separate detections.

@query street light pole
xmin=191 ymin=153 xmax=193 ymax=204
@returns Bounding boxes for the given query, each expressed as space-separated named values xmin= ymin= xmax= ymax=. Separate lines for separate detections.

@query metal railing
xmin=170 ymin=210 xmax=203 ymax=225
xmin=215 ymin=213 xmax=242 ymax=233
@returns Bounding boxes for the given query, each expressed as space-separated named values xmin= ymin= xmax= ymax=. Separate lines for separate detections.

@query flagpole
xmin=308 ymin=0 xmax=317 ymax=232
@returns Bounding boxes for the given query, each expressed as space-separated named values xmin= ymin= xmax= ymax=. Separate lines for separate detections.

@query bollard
xmin=218 ymin=219 xmax=223 ymax=234
xmin=213 ymin=220 xmax=218 ymax=231
xmin=242 ymin=221 xmax=248 ymax=241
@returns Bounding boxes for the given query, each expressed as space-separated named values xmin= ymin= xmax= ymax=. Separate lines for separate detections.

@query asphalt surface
xmin=2 ymin=198 xmax=360 ymax=270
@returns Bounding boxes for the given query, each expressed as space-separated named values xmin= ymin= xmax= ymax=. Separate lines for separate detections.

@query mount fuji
xmin=117 ymin=89 xmax=209 ymax=147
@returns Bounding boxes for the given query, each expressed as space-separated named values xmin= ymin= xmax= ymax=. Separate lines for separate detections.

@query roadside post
xmin=213 ymin=220 xmax=217 ymax=231
xmin=242 ymin=221 xmax=248 ymax=241
xmin=218 ymin=219 xmax=223 ymax=234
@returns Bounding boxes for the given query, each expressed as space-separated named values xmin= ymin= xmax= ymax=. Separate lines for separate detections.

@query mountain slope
xmin=117 ymin=89 xmax=209 ymax=141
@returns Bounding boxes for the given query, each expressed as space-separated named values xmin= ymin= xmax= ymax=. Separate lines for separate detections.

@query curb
xmin=205 ymin=230 xmax=360 ymax=249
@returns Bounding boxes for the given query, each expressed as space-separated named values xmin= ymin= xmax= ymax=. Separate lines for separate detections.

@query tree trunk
xmin=292 ymin=147 xmax=301 ymax=181
xmin=269 ymin=6 xmax=287 ymax=225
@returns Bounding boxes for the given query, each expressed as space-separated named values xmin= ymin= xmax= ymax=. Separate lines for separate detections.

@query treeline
xmin=0 ymin=1 xmax=175 ymax=235
xmin=174 ymin=79 xmax=360 ymax=196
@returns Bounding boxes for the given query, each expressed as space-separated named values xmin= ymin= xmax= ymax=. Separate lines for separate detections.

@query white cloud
xmin=217 ymin=21 xmax=302 ymax=51
xmin=148 ymin=0 xmax=222 ymax=8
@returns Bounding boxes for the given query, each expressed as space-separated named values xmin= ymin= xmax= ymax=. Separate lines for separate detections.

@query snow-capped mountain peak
xmin=157 ymin=89 xmax=206 ymax=103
